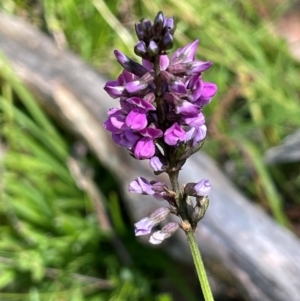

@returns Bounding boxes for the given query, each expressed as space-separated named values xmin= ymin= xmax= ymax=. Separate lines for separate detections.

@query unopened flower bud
xmin=191 ymin=197 xmax=209 ymax=224
xmin=147 ymin=40 xmax=159 ymax=56
xmin=153 ymin=11 xmax=165 ymax=34
xmin=134 ymin=41 xmax=147 ymax=56
xmin=135 ymin=23 xmax=144 ymax=40
xmin=161 ymin=33 xmax=174 ymax=51
xmin=165 ymin=17 xmax=176 ymax=34
xmin=148 ymin=222 xmax=179 ymax=244
xmin=141 ymin=19 xmax=152 ymax=35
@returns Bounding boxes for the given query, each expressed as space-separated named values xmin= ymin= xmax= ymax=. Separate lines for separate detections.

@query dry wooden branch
xmin=1 ymin=12 xmax=300 ymax=301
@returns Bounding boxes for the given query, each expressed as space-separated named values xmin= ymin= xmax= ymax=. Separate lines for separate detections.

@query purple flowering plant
xmin=104 ymin=12 xmax=217 ymax=300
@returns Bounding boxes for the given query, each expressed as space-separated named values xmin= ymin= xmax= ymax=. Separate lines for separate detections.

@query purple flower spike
xmin=133 ymin=138 xmax=155 ymax=159
xmin=129 ymin=177 xmax=155 ymax=195
xmin=134 ymin=207 xmax=170 ymax=236
xmin=194 ymin=179 xmax=211 ymax=196
xmin=125 ymin=108 xmax=148 ymax=130
xmin=149 ymin=156 xmax=163 ymax=172
xmin=148 ymin=222 xmax=179 ymax=244
xmin=164 ymin=123 xmax=186 ymax=146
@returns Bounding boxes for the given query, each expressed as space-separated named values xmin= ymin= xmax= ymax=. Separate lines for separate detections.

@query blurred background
xmin=0 ymin=0 xmax=300 ymax=300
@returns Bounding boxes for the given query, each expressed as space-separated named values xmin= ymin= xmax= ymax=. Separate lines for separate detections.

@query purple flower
xmin=195 ymin=82 xmax=218 ymax=106
xmin=164 ymin=122 xmax=186 ymax=146
xmin=125 ymin=108 xmax=148 ymax=130
xmin=149 ymin=156 xmax=163 ymax=172
xmin=170 ymin=40 xmax=199 ymax=64
xmin=194 ymin=179 xmax=211 ymax=196
xmin=104 ymin=70 xmax=136 ymax=98
xmin=182 ymin=112 xmax=205 ymax=127
xmin=104 ymin=108 xmax=127 ymax=132
xmin=134 ymin=207 xmax=170 ymax=236
xmin=175 ymin=101 xmax=200 ymax=116
xmin=148 ymin=222 xmax=179 ymax=244
xmin=129 ymin=177 xmax=155 ymax=195
xmin=186 ymin=125 xmax=207 ymax=146
xmin=133 ymin=138 xmax=156 ymax=159
xmin=112 ymin=130 xmax=140 ymax=148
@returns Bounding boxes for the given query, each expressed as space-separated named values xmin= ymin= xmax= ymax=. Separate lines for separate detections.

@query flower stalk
xmin=103 ymin=11 xmax=217 ymax=300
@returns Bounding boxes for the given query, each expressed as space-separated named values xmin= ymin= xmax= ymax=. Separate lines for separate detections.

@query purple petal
xmin=139 ymin=127 xmax=163 ymax=139
xmin=112 ymin=130 xmax=140 ymax=148
xmin=134 ymin=207 xmax=171 ymax=236
xmin=133 ymin=138 xmax=155 ymax=159
xmin=164 ymin=123 xmax=186 ymax=146
xmin=176 ymin=101 xmax=200 ymax=116
xmin=186 ymin=125 xmax=207 ymax=146
xmin=196 ymin=82 xmax=218 ymax=106
xmin=194 ymin=179 xmax=211 ymax=196
xmin=142 ymin=59 xmax=153 ymax=71
xmin=160 ymin=55 xmax=169 ymax=71
xmin=129 ymin=177 xmax=155 ymax=195
xmin=186 ymin=61 xmax=212 ymax=75
xmin=125 ymin=80 xmax=148 ymax=93
xmin=170 ymin=40 xmax=199 ymax=64
xmin=104 ymin=81 xmax=124 ymax=98
xmin=149 ymin=156 xmax=163 ymax=172
xmin=182 ymin=112 xmax=205 ymax=126
xmin=148 ymin=222 xmax=179 ymax=244
xmin=126 ymin=97 xmax=156 ymax=111
xmin=125 ymin=108 xmax=148 ymax=131
xmin=117 ymin=70 xmax=136 ymax=86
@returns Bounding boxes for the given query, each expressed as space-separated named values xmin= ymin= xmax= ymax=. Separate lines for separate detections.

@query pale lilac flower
xmin=129 ymin=177 xmax=155 ymax=195
xmin=149 ymin=156 xmax=163 ymax=172
xmin=134 ymin=207 xmax=170 ymax=236
xmin=186 ymin=125 xmax=207 ymax=146
xmin=148 ymin=222 xmax=180 ymax=244
xmin=194 ymin=179 xmax=211 ymax=196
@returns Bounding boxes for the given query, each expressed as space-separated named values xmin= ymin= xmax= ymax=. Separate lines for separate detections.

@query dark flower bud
xmin=135 ymin=23 xmax=144 ymax=40
xmin=153 ymin=11 xmax=165 ymax=34
xmin=165 ymin=17 xmax=176 ymax=35
xmin=141 ymin=19 xmax=152 ymax=35
xmin=134 ymin=41 xmax=147 ymax=57
xmin=160 ymin=33 xmax=174 ymax=51
xmin=147 ymin=40 xmax=159 ymax=56
xmin=114 ymin=50 xmax=148 ymax=77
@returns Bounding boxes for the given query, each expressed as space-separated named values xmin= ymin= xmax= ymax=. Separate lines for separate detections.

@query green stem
xmin=186 ymin=230 xmax=214 ymax=301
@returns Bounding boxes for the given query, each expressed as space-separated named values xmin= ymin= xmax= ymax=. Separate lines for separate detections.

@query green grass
xmin=0 ymin=0 xmax=300 ymax=299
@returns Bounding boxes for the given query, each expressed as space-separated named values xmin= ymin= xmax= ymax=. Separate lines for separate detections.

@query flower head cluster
xmin=104 ymin=12 xmax=216 ymax=244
